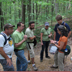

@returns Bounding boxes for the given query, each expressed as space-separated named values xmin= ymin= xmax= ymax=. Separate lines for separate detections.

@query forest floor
xmin=0 ymin=37 xmax=72 ymax=71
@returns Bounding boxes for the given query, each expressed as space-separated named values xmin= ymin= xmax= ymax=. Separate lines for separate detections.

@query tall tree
xmin=36 ymin=3 xmax=38 ymax=21
xmin=0 ymin=2 xmax=4 ymax=30
xmin=55 ymin=0 xmax=59 ymax=15
xmin=22 ymin=0 xmax=26 ymax=24
xmin=51 ymin=0 xmax=54 ymax=25
xmin=68 ymin=0 xmax=71 ymax=10
xmin=27 ymin=0 xmax=31 ymax=22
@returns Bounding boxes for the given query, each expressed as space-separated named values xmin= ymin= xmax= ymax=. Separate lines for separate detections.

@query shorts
xmin=27 ymin=43 xmax=35 ymax=58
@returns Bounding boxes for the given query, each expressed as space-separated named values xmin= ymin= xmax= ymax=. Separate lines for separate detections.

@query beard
xmin=30 ymin=27 xmax=34 ymax=30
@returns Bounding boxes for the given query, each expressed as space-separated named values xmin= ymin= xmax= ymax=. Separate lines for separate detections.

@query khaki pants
xmin=54 ymin=50 xmax=64 ymax=71
xmin=27 ymin=43 xmax=35 ymax=58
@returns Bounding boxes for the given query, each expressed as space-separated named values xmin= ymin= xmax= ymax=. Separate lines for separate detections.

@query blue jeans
xmin=15 ymin=50 xmax=28 ymax=71
xmin=40 ymin=41 xmax=50 ymax=60
xmin=0 ymin=58 xmax=14 ymax=71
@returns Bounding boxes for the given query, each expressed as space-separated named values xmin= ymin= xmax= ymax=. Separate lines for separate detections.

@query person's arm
xmin=54 ymin=31 xmax=56 ymax=40
xmin=29 ymin=36 xmax=36 ymax=40
xmin=15 ymin=39 xmax=26 ymax=47
xmin=41 ymin=33 xmax=43 ymax=45
xmin=25 ymin=30 xmax=36 ymax=40
xmin=54 ymin=42 xmax=64 ymax=50
xmin=14 ymin=35 xmax=27 ymax=48
xmin=68 ymin=31 xmax=71 ymax=38
xmin=65 ymin=24 xmax=71 ymax=38
xmin=51 ymin=37 xmax=66 ymax=50
xmin=0 ymin=47 xmax=12 ymax=66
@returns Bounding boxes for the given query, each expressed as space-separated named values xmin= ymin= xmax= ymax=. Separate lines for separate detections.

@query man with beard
xmin=12 ymin=22 xmax=28 ymax=71
xmin=25 ymin=21 xmax=38 ymax=71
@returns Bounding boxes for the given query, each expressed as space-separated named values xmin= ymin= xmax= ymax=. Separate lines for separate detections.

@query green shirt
xmin=41 ymin=27 xmax=51 ymax=41
xmin=25 ymin=28 xmax=34 ymax=42
xmin=12 ymin=30 xmax=25 ymax=50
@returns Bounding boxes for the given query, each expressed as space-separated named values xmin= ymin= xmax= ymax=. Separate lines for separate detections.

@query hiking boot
xmin=46 ymin=56 xmax=51 ymax=59
xmin=33 ymin=65 xmax=38 ymax=71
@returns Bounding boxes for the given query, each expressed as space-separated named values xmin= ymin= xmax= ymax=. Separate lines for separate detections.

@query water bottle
xmin=65 ymin=49 xmax=68 ymax=52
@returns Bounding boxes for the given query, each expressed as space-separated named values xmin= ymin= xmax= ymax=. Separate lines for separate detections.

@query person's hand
xmin=41 ymin=42 xmax=43 ymax=45
xmin=48 ymin=34 xmax=52 ymax=38
xmin=6 ymin=58 xmax=12 ymax=66
xmin=34 ymin=36 xmax=36 ymax=38
xmin=24 ymin=35 xmax=27 ymax=40
xmin=50 ymin=40 xmax=55 ymax=44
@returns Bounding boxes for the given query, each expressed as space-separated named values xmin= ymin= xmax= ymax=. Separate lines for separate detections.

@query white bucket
xmin=49 ymin=44 xmax=57 ymax=54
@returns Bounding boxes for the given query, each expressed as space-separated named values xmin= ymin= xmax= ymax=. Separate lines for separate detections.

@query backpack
xmin=60 ymin=45 xmax=71 ymax=55
xmin=0 ymin=32 xmax=11 ymax=45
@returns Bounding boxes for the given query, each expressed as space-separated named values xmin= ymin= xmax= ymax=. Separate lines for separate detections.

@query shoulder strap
xmin=0 ymin=33 xmax=7 ymax=45
xmin=64 ymin=22 xmax=66 ymax=26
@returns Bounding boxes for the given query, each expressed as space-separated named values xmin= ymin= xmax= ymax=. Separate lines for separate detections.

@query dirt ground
xmin=0 ymin=37 xmax=72 ymax=71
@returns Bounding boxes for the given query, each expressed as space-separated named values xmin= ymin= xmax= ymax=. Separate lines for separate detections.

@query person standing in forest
xmin=54 ymin=15 xmax=71 ymax=41
xmin=12 ymin=22 xmax=28 ymax=71
xmin=50 ymin=15 xmax=71 ymax=69
xmin=40 ymin=22 xmax=52 ymax=62
xmin=25 ymin=21 xmax=38 ymax=71
xmin=0 ymin=24 xmax=15 ymax=71
xmin=51 ymin=25 xmax=68 ymax=71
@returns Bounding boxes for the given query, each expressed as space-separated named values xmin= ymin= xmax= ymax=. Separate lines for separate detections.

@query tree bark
xmin=33 ymin=2 xmax=34 ymax=20
xmin=36 ymin=3 xmax=38 ymax=22
xmin=46 ymin=0 xmax=49 ymax=19
xmin=55 ymin=0 xmax=59 ymax=15
xmin=68 ymin=0 xmax=71 ymax=10
xmin=27 ymin=0 xmax=31 ymax=22
xmin=51 ymin=0 xmax=54 ymax=25
xmin=0 ymin=2 xmax=4 ymax=31
xmin=22 ymin=0 xmax=26 ymax=24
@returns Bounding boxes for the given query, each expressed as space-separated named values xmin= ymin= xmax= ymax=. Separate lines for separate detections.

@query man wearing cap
xmin=12 ymin=22 xmax=28 ymax=71
xmin=40 ymin=22 xmax=52 ymax=62
xmin=0 ymin=24 xmax=15 ymax=71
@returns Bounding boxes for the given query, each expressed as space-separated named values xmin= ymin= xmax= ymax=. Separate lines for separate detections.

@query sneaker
xmin=33 ymin=65 xmax=38 ymax=71
xmin=46 ymin=56 xmax=50 ymax=59
xmin=28 ymin=61 xmax=31 ymax=64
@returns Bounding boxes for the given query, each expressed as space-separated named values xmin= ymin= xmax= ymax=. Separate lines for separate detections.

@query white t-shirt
xmin=0 ymin=33 xmax=14 ymax=59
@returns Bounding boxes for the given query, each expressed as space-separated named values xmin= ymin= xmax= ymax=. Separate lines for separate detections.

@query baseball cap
xmin=45 ymin=22 xmax=49 ymax=26
xmin=4 ymin=24 xmax=15 ymax=29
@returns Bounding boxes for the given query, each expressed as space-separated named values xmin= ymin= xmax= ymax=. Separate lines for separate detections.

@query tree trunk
xmin=0 ymin=2 xmax=4 ymax=31
xmin=46 ymin=0 xmax=49 ymax=19
xmin=33 ymin=2 xmax=34 ymax=20
xmin=27 ymin=0 xmax=31 ymax=22
xmin=68 ymin=0 xmax=71 ymax=10
xmin=55 ymin=0 xmax=59 ymax=15
xmin=36 ymin=3 xmax=38 ymax=22
xmin=22 ymin=0 xmax=26 ymax=24
xmin=51 ymin=0 xmax=54 ymax=25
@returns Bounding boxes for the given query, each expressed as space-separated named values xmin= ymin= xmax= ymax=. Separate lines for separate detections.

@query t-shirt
xmin=25 ymin=28 xmax=34 ymax=42
xmin=41 ymin=27 xmax=51 ymax=41
xmin=54 ymin=21 xmax=71 ymax=41
xmin=12 ymin=31 xmax=25 ymax=50
xmin=0 ymin=32 xmax=14 ymax=59
xmin=58 ymin=36 xmax=68 ymax=53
